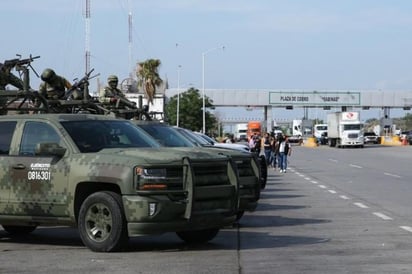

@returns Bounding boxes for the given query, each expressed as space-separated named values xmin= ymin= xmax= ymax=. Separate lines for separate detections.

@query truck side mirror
xmin=35 ymin=143 xmax=67 ymax=157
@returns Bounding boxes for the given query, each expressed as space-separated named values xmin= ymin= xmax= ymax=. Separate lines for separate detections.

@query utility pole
xmin=128 ymin=0 xmax=133 ymax=78
xmin=85 ymin=0 xmax=91 ymax=74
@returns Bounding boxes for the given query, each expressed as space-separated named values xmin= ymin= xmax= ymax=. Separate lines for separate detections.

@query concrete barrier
xmin=303 ymin=137 xmax=318 ymax=147
xmin=380 ymin=136 xmax=402 ymax=146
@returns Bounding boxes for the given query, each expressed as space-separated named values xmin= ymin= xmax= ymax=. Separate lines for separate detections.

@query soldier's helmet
xmin=41 ymin=68 xmax=56 ymax=82
xmin=107 ymin=75 xmax=118 ymax=83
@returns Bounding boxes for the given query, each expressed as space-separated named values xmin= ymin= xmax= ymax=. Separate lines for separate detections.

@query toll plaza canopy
xmin=166 ymin=89 xmax=412 ymax=108
xmin=167 ymin=89 xmax=412 ymax=109
xmin=166 ymin=89 xmax=412 ymax=133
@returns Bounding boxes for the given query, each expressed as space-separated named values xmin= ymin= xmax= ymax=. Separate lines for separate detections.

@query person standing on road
xmin=270 ymin=134 xmax=278 ymax=170
xmin=262 ymin=132 xmax=272 ymax=165
xmin=249 ymin=133 xmax=258 ymax=152
xmin=276 ymin=134 xmax=292 ymax=173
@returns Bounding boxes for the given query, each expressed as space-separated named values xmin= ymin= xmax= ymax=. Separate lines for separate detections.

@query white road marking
xmin=339 ymin=195 xmax=350 ymax=200
xmin=400 ymin=226 xmax=412 ymax=233
xmin=329 ymin=159 xmax=338 ymax=163
xmin=328 ymin=190 xmax=337 ymax=194
xmin=311 ymin=180 xmax=318 ymax=184
xmin=299 ymin=174 xmax=305 ymax=177
xmin=353 ymin=202 xmax=369 ymax=209
xmin=318 ymin=185 xmax=327 ymax=189
xmin=383 ymin=172 xmax=401 ymax=179
xmin=349 ymin=164 xmax=362 ymax=169
xmin=304 ymin=177 xmax=311 ymax=180
xmin=373 ymin=212 xmax=393 ymax=220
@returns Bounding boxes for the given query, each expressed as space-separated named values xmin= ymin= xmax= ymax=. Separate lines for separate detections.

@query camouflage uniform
xmin=99 ymin=75 xmax=127 ymax=104
xmin=0 ymin=65 xmax=24 ymax=90
xmin=0 ymin=63 xmax=24 ymax=115
xmin=39 ymin=68 xmax=72 ymax=99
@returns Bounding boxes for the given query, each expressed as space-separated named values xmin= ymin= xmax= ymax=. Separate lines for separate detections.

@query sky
xmin=3 ymin=0 xmax=412 ymax=122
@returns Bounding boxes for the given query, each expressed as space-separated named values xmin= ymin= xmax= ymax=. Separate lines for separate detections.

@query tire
xmin=176 ymin=228 xmax=219 ymax=244
xmin=78 ymin=191 xmax=128 ymax=252
xmin=1 ymin=225 xmax=37 ymax=235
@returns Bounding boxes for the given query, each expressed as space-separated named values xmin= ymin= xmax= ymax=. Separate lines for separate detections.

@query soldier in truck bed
xmin=39 ymin=68 xmax=72 ymax=99
xmin=0 ymin=62 xmax=25 ymax=115
xmin=99 ymin=75 xmax=129 ymax=105
xmin=0 ymin=62 xmax=24 ymax=91
xmin=99 ymin=75 xmax=138 ymax=119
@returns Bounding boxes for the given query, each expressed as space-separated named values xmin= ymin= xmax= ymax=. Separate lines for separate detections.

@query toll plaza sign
xmin=269 ymin=91 xmax=361 ymax=106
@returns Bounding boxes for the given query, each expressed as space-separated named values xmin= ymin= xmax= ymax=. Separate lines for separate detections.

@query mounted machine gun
xmin=0 ymin=54 xmax=49 ymax=114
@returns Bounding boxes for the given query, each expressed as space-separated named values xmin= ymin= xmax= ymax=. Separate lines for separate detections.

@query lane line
xmin=383 ymin=172 xmax=401 ymax=179
xmin=353 ymin=202 xmax=369 ymax=209
xmin=304 ymin=177 xmax=311 ymax=180
xmin=318 ymin=185 xmax=327 ymax=189
xmin=373 ymin=212 xmax=393 ymax=220
xmin=400 ymin=226 xmax=412 ymax=233
xmin=328 ymin=190 xmax=337 ymax=194
xmin=329 ymin=159 xmax=338 ymax=163
xmin=310 ymin=180 xmax=318 ymax=184
xmin=349 ymin=164 xmax=362 ymax=169
xmin=340 ymin=195 xmax=350 ymax=200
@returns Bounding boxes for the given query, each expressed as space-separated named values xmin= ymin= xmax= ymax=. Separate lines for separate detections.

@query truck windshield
xmin=62 ymin=120 xmax=160 ymax=152
xmin=343 ymin=124 xmax=362 ymax=130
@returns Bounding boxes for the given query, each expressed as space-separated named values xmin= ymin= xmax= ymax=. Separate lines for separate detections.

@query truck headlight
xmin=136 ymin=167 xmax=168 ymax=190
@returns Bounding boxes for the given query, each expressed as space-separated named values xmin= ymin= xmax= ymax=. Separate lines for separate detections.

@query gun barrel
xmin=118 ymin=97 xmax=137 ymax=109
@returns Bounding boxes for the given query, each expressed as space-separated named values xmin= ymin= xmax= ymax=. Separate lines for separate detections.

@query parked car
xmin=194 ymin=132 xmax=250 ymax=152
xmin=363 ymin=132 xmax=379 ymax=144
xmin=403 ymin=131 xmax=412 ymax=145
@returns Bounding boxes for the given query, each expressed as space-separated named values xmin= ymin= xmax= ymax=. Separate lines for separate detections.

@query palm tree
xmin=136 ymin=59 xmax=163 ymax=105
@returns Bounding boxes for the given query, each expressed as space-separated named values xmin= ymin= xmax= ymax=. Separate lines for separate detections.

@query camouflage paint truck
xmin=0 ymin=114 xmax=239 ymax=252
xmin=133 ymin=121 xmax=262 ymax=220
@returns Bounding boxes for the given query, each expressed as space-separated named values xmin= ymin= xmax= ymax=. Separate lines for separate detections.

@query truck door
xmin=8 ymin=121 xmax=69 ymax=217
xmin=0 ymin=121 xmax=17 ymax=213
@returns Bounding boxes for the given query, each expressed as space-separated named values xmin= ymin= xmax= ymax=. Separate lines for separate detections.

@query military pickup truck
xmin=133 ymin=121 xmax=262 ymax=220
xmin=0 ymin=114 xmax=239 ymax=252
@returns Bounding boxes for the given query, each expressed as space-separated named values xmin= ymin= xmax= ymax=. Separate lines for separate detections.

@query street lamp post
xmin=202 ymin=46 xmax=225 ymax=134
xmin=177 ymin=65 xmax=181 ymax=127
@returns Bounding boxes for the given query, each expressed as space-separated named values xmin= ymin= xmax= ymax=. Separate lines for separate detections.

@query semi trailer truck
xmin=327 ymin=111 xmax=364 ymax=148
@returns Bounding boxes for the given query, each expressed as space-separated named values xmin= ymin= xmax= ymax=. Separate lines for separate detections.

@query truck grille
xmin=189 ymin=158 xmax=237 ymax=216
xmin=233 ymin=156 xmax=260 ymax=201
xmin=348 ymin=133 xmax=358 ymax=138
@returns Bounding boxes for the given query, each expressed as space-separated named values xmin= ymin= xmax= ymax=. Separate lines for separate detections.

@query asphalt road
xmin=1 ymin=144 xmax=412 ymax=273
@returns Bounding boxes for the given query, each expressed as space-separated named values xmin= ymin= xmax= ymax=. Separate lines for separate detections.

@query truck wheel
xmin=176 ymin=228 xmax=219 ymax=244
xmin=1 ymin=225 xmax=37 ymax=235
xmin=78 ymin=191 xmax=128 ymax=252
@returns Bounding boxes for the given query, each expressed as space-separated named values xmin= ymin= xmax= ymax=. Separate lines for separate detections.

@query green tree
xmin=136 ymin=59 xmax=163 ymax=105
xmin=165 ymin=87 xmax=217 ymax=133
xmin=403 ymin=113 xmax=412 ymax=129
